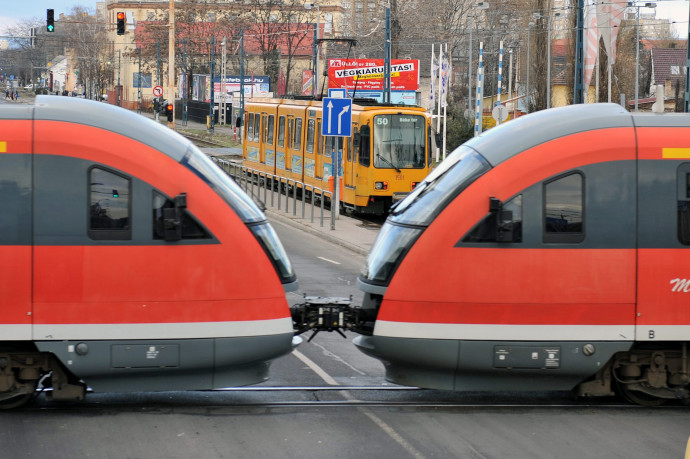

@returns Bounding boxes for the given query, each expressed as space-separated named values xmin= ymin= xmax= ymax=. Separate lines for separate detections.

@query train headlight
xmin=374 ymin=181 xmax=388 ymax=191
xmin=360 ymin=222 xmax=422 ymax=286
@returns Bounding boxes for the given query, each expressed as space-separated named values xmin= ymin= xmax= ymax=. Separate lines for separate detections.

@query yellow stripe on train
xmin=662 ymin=148 xmax=690 ymax=159
xmin=0 ymin=141 xmax=6 ymax=153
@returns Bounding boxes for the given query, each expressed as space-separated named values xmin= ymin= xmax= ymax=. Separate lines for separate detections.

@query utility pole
xmin=221 ymin=37 xmax=227 ymax=125
xmin=383 ymin=7 xmax=391 ymax=103
xmin=168 ymin=0 xmax=175 ymax=129
xmin=137 ymin=46 xmax=142 ymax=114
xmin=117 ymin=49 xmax=121 ymax=107
xmin=209 ymin=35 xmax=215 ymax=133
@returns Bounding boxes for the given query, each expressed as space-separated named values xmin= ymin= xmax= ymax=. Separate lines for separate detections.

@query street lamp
xmin=629 ymin=1 xmax=656 ymax=111
xmin=305 ymin=3 xmax=320 ymax=98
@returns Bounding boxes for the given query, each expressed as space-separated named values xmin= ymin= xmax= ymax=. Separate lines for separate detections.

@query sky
xmin=1 ymin=0 xmax=689 ymax=37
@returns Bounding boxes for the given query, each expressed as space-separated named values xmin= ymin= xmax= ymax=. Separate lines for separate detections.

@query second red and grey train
xmin=344 ymin=103 xmax=690 ymax=405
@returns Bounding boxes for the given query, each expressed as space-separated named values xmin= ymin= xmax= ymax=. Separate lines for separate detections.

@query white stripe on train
xmin=373 ymin=322 xmax=690 ymax=341
xmin=0 ymin=318 xmax=293 ymax=341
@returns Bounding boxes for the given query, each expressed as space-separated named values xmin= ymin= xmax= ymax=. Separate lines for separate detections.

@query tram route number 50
xmin=322 ymin=97 xmax=352 ymax=137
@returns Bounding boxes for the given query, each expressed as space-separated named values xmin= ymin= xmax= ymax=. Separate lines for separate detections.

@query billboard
xmin=328 ymin=59 xmax=419 ymax=91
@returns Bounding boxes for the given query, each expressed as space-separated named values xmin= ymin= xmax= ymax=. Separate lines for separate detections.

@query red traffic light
xmin=166 ymin=104 xmax=173 ymax=111
xmin=117 ymin=12 xmax=125 ymax=35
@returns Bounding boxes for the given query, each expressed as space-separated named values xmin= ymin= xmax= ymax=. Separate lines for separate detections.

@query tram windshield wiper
xmin=376 ymin=154 xmax=401 ymax=173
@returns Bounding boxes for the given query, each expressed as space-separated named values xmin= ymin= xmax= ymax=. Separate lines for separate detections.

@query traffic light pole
xmin=168 ymin=0 xmax=175 ymax=129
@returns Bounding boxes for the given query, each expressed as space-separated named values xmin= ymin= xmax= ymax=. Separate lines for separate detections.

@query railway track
xmin=23 ymin=386 xmax=690 ymax=410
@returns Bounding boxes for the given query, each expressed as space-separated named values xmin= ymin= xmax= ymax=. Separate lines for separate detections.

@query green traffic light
xmin=47 ymin=25 xmax=54 ymax=32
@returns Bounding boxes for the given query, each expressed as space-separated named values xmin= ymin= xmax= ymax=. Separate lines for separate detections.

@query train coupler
xmin=291 ymin=295 xmax=361 ymax=342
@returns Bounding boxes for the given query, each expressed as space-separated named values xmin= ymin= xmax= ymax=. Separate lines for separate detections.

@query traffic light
xmin=116 ymin=12 xmax=125 ymax=35
xmin=46 ymin=9 xmax=54 ymax=32
xmin=166 ymin=103 xmax=173 ymax=122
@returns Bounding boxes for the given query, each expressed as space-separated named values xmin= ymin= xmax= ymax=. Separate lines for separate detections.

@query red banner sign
xmin=328 ymin=59 xmax=419 ymax=91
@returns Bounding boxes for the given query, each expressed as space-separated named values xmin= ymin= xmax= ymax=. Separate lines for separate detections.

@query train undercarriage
xmin=292 ymin=296 xmax=690 ymax=406
xmin=0 ymin=344 xmax=85 ymax=409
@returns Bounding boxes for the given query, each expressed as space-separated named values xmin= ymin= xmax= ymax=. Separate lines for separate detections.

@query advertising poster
xmin=328 ymin=59 xmax=419 ymax=91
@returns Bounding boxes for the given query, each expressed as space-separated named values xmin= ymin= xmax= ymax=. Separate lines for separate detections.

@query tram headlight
xmin=374 ymin=181 xmax=388 ymax=191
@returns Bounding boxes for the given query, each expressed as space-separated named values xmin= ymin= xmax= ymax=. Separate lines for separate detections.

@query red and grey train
xmin=0 ymin=96 xmax=298 ymax=408
xmin=352 ymin=103 xmax=690 ymax=405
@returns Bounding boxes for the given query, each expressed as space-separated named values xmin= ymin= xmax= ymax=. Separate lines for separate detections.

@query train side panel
xmin=636 ymin=125 xmax=690 ymax=341
xmin=0 ymin=118 xmax=33 ymax=341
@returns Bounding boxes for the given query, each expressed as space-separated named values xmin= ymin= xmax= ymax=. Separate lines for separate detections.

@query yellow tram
xmin=242 ymin=97 xmax=436 ymax=214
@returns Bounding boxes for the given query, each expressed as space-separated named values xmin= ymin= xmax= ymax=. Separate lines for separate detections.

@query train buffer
xmin=291 ymin=295 xmax=365 ymax=342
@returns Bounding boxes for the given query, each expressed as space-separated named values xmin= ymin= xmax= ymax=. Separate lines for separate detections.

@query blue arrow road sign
xmin=322 ymin=97 xmax=352 ymax=137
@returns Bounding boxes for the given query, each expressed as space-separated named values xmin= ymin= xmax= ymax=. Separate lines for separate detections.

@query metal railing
xmin=213 ymin=158 xmax=336 ymax=230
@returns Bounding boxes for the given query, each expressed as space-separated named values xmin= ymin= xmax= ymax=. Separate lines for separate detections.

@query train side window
xmin=358 ymin=125 xmax=370 ymax=167
xmin=88 ymin=167 xmax=131 ymax=240
xmin=247 ymin=113 xmax=254 ymax=140
xmin=306 ymin=119 xmax=315 ymax=153
xmin=267 ymin=114 xmax=275 ymax=145
xmin=293 ymin=118 xmax=302 ymax=151
xmin=543 ymin=172 xmax=584 ymax=243
xmin=677 ymin=167 xmax=690 ymax=245
xmin=463 ymin=195 xmax=522 ymax=243
xmin=152 ymin=192 xmax=211 ymax=240
xmin=253 ymin=115 xmax=260 ymax=142
xmin=278 ymin=116 xmax=285 ymax=147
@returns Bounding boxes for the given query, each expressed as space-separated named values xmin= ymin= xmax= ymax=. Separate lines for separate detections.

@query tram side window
xmin=278 ymin=116 xmax=286 ymax=147
xmin=88 ymin=167 xmax=131 ymax=240
xmin=247 ymin=113 xmax=254 ymax=141
xmin=253 ymin=115 xmax=260 ymax=142
xmin=261 ymin=114 xmax=268 ymax=144
xmin=358 ymin=125 xmax=370 ymax=167
xmin=677 ymin=169 xmax=690 ymax=245
xmin=543 ymin=172 xmax=584 ymax=243
xmin=267 ymin=114 xmax=275 ymax=145
xmin=306 ymin=119 xmax=315 ymax=153
xmin=152 ymin=191 xmax=211 ymax=240
xmin=463 ymin=195 xmax=522 ymax=243
xmin=293 ymin=118 xmax=302 ymax=151
xmin=287 ymin=118 xmax=294 ymax=149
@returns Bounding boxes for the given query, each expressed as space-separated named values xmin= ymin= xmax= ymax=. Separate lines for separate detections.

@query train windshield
xmin=182 ymin=145 xmax=265 ymax=223
xmin=389 ymin=145 xmax=490 ymax=226
xmin=373 ymin=114 xmax=426 ymax=169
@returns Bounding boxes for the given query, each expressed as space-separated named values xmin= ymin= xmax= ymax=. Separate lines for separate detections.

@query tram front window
xmin=373 ymin=114 xmax=426 ymax=169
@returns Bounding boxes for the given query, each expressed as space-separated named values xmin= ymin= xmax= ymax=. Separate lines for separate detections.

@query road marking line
xmin=317 ymin=256 xmax=341 ymax=265
xmin=292 ymin=349 xmax=426 ymax=459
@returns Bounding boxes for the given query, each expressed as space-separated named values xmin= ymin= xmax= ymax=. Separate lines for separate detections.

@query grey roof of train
xmin=464 ymin=103 xmax=690 ymax=167
xmin=0 ymin=95 xmax=191 ymax=162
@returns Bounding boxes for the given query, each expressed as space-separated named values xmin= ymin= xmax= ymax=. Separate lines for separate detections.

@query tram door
xmin=344 ymin=124 xmax=358 ymax=190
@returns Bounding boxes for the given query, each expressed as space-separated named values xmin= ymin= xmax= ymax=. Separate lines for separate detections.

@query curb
xmin=265 ymin=209 xmax=369 ymax=257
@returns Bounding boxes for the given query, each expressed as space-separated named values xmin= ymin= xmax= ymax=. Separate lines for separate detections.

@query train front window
xmin=373 ymin=114 xmax=426 ymax=169
xmin=390 ymin=145 xmax=490 ymax=227
xmin=182 ymin=145 xmax=264 ymax=223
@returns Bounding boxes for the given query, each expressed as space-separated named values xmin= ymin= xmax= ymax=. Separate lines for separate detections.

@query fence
xmin=213 ymin=158 xmax=337 ymax=230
